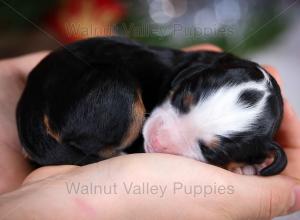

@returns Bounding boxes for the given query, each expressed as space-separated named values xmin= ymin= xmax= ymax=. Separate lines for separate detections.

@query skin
xmin=0 ymin=45 xmax=300 ymax=219
xmin=0 ymin=52 xmax=50 ymax=193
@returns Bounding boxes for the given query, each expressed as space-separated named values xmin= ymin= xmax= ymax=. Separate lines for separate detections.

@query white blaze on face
xmin=143 ymin=67 xmax=271 ymax=161
xmin=143 ymin=101 xmax=207 ymax=161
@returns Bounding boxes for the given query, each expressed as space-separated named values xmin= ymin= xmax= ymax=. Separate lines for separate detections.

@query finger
xmin=227 ymin=174 xmax=300 ymax=218
xmin=22 ymin=165 xmax=78 ymax=185
xmin=118 ymin=154 xmax=300 ymax=219
xmin=0 ymin=145 xmax=33 ymax=193
xmin=277 ymin=99 xmax=300 ymax=149
xmin=262 ymin=65 xmax=300 ymax=148
xmin=283 ymin=148 xmax=300 ymax=180
xmin=9 ymin=51 xmax=50 ymax=78
xmin=183 ymin=44 xmax=222 ymax=52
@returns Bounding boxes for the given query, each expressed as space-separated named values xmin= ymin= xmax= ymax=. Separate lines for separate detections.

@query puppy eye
xmin=171 ymin=91 xmax=195 ymax=114
xmin=198 ymin=140 xmax=230 ymax=167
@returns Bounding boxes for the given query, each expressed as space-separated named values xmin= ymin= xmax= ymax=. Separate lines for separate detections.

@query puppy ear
xmin=259 ymin=142 xmax=287 ymax=176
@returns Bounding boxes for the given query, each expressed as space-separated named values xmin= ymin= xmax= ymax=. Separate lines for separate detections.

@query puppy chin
xmin=144 ymin=141 xmax=206 ymax=162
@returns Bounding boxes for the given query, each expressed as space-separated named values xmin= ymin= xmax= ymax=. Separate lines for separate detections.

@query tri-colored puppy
xmin=16 ymin=37 xmax=286 ymax=176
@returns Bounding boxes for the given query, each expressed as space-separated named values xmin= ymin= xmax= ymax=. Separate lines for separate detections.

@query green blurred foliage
xmin=0 ymin=0 xmax=59 ymax=30
xmin=119 ymin=1 xmax=291 ymax=56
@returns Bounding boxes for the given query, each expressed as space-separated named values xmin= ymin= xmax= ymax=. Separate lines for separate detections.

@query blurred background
xmin=0 ymin=0 xmax=299 ymax=115
xmin=0 ymin=0 xmax=299 ymax=218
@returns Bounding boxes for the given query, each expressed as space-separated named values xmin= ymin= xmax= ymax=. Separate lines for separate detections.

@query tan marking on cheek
xmin=226 ymin=162 xmax=245 ymax=171
xmin=206 ymin=137 xmax=220 ymax=149
xmin=98 ymin=146 xmax=118 ymax=158
xmin=120 ymin=90 xmax=145 ymax=148
xmin=43 ymin=115 xmax=61 ymax=142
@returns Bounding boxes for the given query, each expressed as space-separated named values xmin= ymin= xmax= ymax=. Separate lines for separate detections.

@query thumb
xmin=262 ymin=65 xmax=300 ymax=148
xmin=277 ymin=99 xmax=300 ymax=149
xmin=227 ymin=175 xmax=300 ymax=219
xmin=22 ymin=165 xmax=77 ymax=185
xmin=4 ymin=51 xmax=50 ymax=78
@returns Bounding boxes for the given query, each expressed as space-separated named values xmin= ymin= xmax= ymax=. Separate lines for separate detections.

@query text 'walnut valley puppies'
xmin=16 ymin=37 xmax=286 ymax=176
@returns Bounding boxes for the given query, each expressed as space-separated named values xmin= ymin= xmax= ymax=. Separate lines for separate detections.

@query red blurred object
xmin=48 ymin=0 xmax=126 ymax=43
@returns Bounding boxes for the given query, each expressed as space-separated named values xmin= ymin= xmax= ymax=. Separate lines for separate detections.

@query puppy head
xmin=143 ymin=54 xmax=286 ymax=175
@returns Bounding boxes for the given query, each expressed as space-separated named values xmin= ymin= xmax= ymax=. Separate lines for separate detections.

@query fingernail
xmin=289 ymin=186 xmax=300 ymax=213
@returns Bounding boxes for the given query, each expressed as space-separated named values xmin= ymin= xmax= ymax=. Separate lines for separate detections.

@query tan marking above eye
xmin=183 ymin=93 xmax=195 ymax=108
xmin=201 ymin=137 xmax=220 ymax=149
xmin=207 ymin=137 xmax=220 ymax=149
xmin=119 ymin=90 xmax=145 ymax=148
xmin=43 ymin=115 xmax=61 ymax=142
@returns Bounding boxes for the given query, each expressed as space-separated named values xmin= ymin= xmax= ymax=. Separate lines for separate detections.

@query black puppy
xmin=16 ymin=37 xmax=286 ymax=176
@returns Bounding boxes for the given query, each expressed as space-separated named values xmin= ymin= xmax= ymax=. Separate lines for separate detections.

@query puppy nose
xmin=146 ymin=117 xmax=164 ymax=145
xmin=145 ymin=116 xmax=173 ymax=153
xmin=148 ymin=134 xmax=174 ymax=154
xmin=149 ymin=134 xmax=165 ymax=152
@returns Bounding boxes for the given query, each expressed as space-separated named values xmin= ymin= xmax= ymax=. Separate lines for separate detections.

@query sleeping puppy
xmin=16 ymin=37 xmax=286 ymax=176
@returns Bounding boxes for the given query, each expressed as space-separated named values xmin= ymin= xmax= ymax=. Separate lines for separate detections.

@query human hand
xmin=0 ymin=52 xmax=49 ymax=193
xmin=0 ymin=153 xmax=297 ymax=220
xmin=262 ymin=65 xmax=300 ymax=180
xmin=1 ymin=44 xmax=299 ymax=220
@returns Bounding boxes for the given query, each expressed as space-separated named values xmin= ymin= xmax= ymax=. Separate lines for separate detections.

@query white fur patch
xmin=183 ymin=79 xmax=270 ymax=144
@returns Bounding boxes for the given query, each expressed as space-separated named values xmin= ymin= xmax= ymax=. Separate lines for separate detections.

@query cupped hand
xmin=0 ymin=153 xmax=298 ymax=220
xmin=0 ymin=45 xmax=300 ymax=220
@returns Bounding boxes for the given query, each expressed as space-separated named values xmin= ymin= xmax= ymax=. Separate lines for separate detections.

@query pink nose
xmin=147 ymin=134 xmax=176 ymax=154
xmin=145 ymin=116 xmax=177 ymax=154
xmin=145 ymin=116 xmax=163 ymax=151
xmin=148 ymin=135 xmax=163 ymax=152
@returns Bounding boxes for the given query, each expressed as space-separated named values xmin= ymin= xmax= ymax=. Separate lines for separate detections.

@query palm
xmin=0 ymin=68 xmax=24 ymax=149
xmin=278 ymin=103 xmax=300 ymax=179
xmin=0 ymin=52 xmax=48 ymax=193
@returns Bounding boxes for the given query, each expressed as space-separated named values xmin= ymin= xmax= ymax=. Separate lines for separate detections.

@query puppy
xmin=16 ymin=37 xmax=286 ymax=175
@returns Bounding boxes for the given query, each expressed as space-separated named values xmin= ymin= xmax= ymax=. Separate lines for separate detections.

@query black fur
xmin=238 ymin=89 xmax=264 ymax=108
xmin=16 ymin=37 xmax=286 ymax=175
